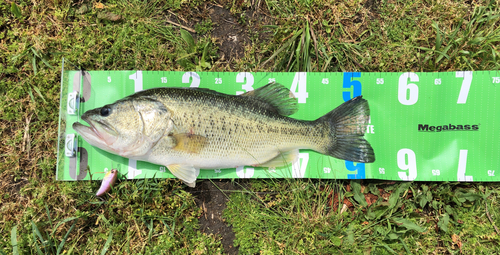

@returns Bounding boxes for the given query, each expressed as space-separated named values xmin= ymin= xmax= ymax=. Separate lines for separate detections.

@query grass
xmin=1 ymin=0 xmax=500 ymax=254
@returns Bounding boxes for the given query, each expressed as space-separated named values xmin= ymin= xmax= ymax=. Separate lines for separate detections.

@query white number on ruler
xmin=129 ymin=71 xmax=143 ymax=92
xmin=182 ymin=72 xmax=200 ymax=88
xmin=488 ymin=170 xmax=495 ymax=177
xmin=432 ymin=169 xmax=440 ymax=176
xmin=290 ymin=72 xmax=308 ymax=103
xmin=457 ymin=150 xmax=473 ymax=181
xmin=268 ymin=78 xmax=275 ymax=83
xmin=236 ymin=72 xmax=254 ymax=95
xmin=128 ymin=71 xmax=143 ymax=179
xmin=379 ymin=168 xmax=385 ymax=174
xmin=398 ymin=72 xmax=419 ymax=105
xmin=456 ymin=71 xmax=472 ymax=104
xmin=397 ymin=149 xmax=417 ymax=181
xmin=292 ymin=153 xmax=309 ymax=178
xmin=493 ymin=77 xmax=500 ymax=84
xmin=236 ymin=166 xmax=254 ymax=178
xmin=161 ymin=77 xmax=168 ymax=84
xmin=322 ymin=78 xmax=329 ymax=84
xmin=107 ymin=76 xmax=111 ymax=83
xmin=376 ymin=78 xmax=384 ymax=84
xmin=215 ymin=78 xmax=222 ymax=84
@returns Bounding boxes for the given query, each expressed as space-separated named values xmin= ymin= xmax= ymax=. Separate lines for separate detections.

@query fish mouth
xmin=72 ymin=116 xmax=118 ymax=150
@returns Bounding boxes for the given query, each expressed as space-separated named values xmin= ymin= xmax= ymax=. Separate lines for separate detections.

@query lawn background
xmin=1 ymin=0 xmax=500 ymax=254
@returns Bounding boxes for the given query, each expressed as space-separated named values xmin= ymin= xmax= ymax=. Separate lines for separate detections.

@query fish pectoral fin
xmin=239 ymin=82 xmax=298 ymax=116
xmin=167 ymin=164 xmax=200 ymax=187
xmin=259 ymin=149 xmax=299 ymax=168
xmin=172 ymin=133 xmax=207 ymax=154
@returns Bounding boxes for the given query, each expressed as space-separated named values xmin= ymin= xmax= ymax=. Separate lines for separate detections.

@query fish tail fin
xmin=317 ymin=96 xmax=375 ymax=163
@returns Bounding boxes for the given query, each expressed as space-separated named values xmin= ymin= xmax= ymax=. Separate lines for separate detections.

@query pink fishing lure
xmin=96 ymin=169 xmax=118 ymax=196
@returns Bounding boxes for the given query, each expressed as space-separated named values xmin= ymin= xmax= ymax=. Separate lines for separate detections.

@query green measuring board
xmin=56 ymin=65 xmax=500 ymax=182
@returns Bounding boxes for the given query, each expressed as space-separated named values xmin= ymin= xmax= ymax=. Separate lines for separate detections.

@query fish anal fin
xmin=259 ymin=149 xmax=299 ymax=168
xmin=167 ymin=164 xmax=200 ymax=187
xmin=239 ymin=82 xmax=298 ymax=116
xmin=172 ymin=133 xmax=207 ymax=154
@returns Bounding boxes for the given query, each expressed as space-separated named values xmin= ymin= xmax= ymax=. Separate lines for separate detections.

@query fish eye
xmin=100 ymin=107 xmax=112 ymax=117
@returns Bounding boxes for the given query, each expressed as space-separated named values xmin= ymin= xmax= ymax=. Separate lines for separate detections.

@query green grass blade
xmin=52 ymin=217 xmax=80 ymax=236
xmin=33 ymin=86 xmax=47 ymax=104
xmin=180 ymin=28 xmax=195 ymax=52
xmin=100 ymin=231 xmax=114 ymax=255
xmin=32 ymin=56 xmax=37 ymax=75
xmin=432 ymin=21 xmax=442 ymax=52
xmin=45 ymin=205 xmax=53 ymax=229
xmin=11 ymin=2 xmax=22 ymax=18
xmin=393 ymin=218 xmax=425 ymax=233
xmin=148 ymin=219 xmax=154 ymax=242
xmin=11 ymin=225 xmax=19 ymax=255
xmin=351 ymin=181 xmax=368 ymax=207
xmin=260 ymin=29 xmax=302 ymax=68
xmin=31 ymin=221 xmax=45 ymax=255
xmin=56 ymin=220 xmax=77 ymax=255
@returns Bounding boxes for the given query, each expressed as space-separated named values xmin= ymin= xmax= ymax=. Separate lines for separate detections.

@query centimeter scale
xmin=56 ymin=63 xmax=500 ymax=182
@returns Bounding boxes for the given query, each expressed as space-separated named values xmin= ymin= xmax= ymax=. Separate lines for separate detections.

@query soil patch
xmin=190 ymin=180 xmax=244 ymax=254
xmin=209 ymin=6 xmax=250 ymax=61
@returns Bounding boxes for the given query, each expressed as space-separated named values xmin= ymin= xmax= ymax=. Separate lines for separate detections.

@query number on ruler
xmin=342 ymin=72 xmax=361 ymax=101
xmin=397 ymin=149 xmax=417 ymax=181
xmin=493 ymin=77 xmax=500 ymax=84
xmin=161 ymin=77 xmax=168 ymax=84
xmin=128 ymin=71 xmax=143 ymax=179
xmin=457 ymin=150 xmax=473 ymax=181
xmin=432 ymin=169 xmax=440 ymax=176
xmin=129 ymin=71 xmax=143 ymax=92
xmin=182 ymin=72 xmax=200 ymax=88
xmin=346 ymin=161 xmax=365 ymax=179
xmin=236 ymin=72 xmax=254 ymax=95
xmin=215 ymin=77 xmax=222 ymax=84
xmin=236 ymin=166 xmax=254 ymax=178
xmin=290 ymin=72 xmax=308 ymax=103
xmin=292 ymin=153 xmax=309 ymax=178
xmin=107 ymin=76 xmax=111 ymax=83
xmin=456 ymin=71 xmax=472 ymax=104
xmin=398 ymin=72 xmax=419 ymax=105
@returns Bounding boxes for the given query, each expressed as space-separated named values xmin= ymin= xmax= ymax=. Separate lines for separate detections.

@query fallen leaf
xmin=95 ymin=2 xmax=105 ymax=9
xmin=97 ymin=12 xmax=122 ymax=21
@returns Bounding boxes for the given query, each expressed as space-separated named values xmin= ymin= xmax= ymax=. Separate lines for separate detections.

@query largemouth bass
xmin=73 ymin=83 xmax=375 ymax=187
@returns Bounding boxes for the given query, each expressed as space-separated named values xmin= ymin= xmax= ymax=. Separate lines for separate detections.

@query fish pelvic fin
xmin=318 ymin=96 xmax=375 ymax=163
xmin=240 ymin=82 xmax=298 ymax=116
xmin=258 ymin=149 xmax=299 ymax=168
xmin=167 ymin=164 xmax=200 ymax=187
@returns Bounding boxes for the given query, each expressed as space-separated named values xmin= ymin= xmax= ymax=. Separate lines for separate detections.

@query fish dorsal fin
xmin=240 ymin=82 xmax=298 ymax=116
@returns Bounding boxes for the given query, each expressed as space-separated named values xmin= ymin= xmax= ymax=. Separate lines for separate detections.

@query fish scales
xmin=141 ymin=88 xmax=327 ymax=168
xmin=73 ymin=82 xmax=375 ymax=187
